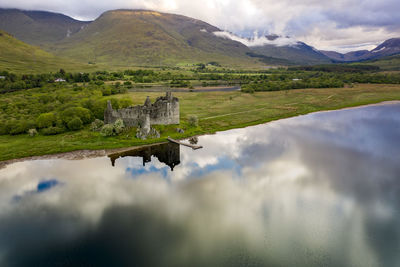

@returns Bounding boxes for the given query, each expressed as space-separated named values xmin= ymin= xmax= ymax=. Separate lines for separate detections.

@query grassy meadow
xmin=1 ymin=83 xmax=400 ymax=161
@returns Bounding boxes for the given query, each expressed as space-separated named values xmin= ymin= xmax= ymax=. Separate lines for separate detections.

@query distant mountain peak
xmin=373 ymin=38 xmax=400 ymax=48
xmin=322 ymin=37 xmax=400 ymax=62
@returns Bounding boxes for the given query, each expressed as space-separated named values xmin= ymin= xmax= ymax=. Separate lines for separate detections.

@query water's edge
xmin=1 ymin=100 xmax=399 ymax=168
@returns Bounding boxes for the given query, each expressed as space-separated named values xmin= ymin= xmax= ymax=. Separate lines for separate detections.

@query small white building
xmin=0 ymin=76 xmax=5 ymax=79
xmin=54 ymin=78 xmax=66 ymax=82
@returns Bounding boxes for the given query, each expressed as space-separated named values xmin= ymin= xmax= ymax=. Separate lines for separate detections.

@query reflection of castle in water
xmin=108 ymin=143 xmax=180 ymax=171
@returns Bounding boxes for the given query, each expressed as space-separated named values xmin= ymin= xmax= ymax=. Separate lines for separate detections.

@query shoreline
xmin=1 ymin=100 xmax=399 ymax=168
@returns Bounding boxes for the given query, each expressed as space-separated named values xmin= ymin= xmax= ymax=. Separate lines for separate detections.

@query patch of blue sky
xmin=126 ymin=165 xmax=169 ymax=180
xmin=185 ymin=156 xmax=242 ymax=179
xmin=37 ymin=179 xmax=60 ymax=192
xmin=12 ymin=179 xmax=62 ymax=203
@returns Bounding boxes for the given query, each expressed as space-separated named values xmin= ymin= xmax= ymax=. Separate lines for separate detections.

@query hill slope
xmin=368 ymin=38 xmax=400 ymax=59
xmin=0 ymin=8 xmax=90 ymax=45
xmin=49 ymin=10 xmax=260 ymax=67
xmin=353 ymin=54 xmax=400 ymax=71
xmin=0 ymin=31 xmax=94 ymax=73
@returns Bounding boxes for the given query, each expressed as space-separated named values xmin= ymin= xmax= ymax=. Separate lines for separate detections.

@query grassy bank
xmin=1 ymin=83 xmax=400 ymax=161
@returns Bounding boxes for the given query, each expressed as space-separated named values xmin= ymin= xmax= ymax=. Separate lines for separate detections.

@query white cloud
xmin=213 ymin=31 xmax=299 ymax=47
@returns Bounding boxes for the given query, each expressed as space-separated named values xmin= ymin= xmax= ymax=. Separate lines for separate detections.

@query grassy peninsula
xmin=1 ymin=83 xmax=400 ymax=161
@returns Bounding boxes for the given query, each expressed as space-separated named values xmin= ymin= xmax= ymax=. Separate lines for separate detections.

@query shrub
xmin=102 ymin=88 xmax=112 ymax=96
xmin=42 ymin=126 xmax=65 ymax=136
xmin=119 ymin=98 xmax=133 ymax=108
xmin=9 ymin=121 xmax=33 ymax=135
xmin=110 ymin=98 xmax=120 ymax=109
xmin=67 ymin=117 xmax=83 ymax=130
xmin=37 ymin=113 xmax=56 ymax=128
xmin=61 ymin=107 xmax=92 ymax=125
xmin=88 ymin=99 xmax=107 ymax=120
xmin=0 ymin=122 xmax=8 ymax=135
xmin=28 ymin=128 xmax=38 ymax=137
xmin=100 ymin=124 xmax=115 ymax=137
xmin=241 ymin=87 xmax=255 ymax=94
xmin=114 ymin=119 xmax=125 ymax=134
xmin=188 ymin=115 xmax=199 ymax=127
xmin=90 ymin=119 xmax=104 ymax=132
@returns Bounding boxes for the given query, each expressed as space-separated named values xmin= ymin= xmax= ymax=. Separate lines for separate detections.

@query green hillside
xmin=49 ymin=10 xmax=262 ymax=67
xmin=354 ymin=55 xmax=400 ymax=70
xmin=0 ymin=31 xmax=95 ymax=73
xmin=0 ymin=8 xmax=90 ymax=46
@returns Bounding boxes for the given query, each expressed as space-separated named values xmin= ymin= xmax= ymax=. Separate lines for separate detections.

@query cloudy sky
xmin=1 ymin=0 xmax=400 ymax=52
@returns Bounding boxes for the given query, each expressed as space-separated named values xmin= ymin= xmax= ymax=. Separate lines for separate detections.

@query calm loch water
xmin=0 ymin=103 xmax=400 ymax=267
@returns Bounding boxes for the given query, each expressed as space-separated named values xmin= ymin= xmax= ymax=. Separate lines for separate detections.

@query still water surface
xmin=0 ymin=103 xmax=400 ymax=266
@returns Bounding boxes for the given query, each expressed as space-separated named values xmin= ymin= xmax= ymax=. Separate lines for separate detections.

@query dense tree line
xmin=241 ymin=71 xmax=400 ymax=92
xmin=242 ymin=77 xmax=344 ymax=92
xmin=3 ymin=65 xmax=399 ymax=94
xmin=0 ymin=83 xmax=132 ymax=136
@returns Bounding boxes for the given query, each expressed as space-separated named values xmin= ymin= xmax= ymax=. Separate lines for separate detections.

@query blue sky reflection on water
xmin=0 ymin=102 xmax=399 ymax=266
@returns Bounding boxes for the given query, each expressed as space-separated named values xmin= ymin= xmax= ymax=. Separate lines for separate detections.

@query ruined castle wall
xmin=105 ymin=105 xmax=147 ymax=127
xmin=104 ymin=93 xmax=180 ymax=128
xmin=150 ymin=98 xmax=180 ymax=125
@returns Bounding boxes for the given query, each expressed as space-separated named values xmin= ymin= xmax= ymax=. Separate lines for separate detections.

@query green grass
xmin=0 ymin=31 xmax=97 ymax=73
xmin=1 ymin=83 xmax=400 ymax=161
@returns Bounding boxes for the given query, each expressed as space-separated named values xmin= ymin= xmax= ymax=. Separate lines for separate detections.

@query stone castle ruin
xmin=104 ymin=92 xmax=179 ymax=135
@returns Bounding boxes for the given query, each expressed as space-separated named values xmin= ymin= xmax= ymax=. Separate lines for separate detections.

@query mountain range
xmin=1 ymin=7 xmax=400 ymax=69
xmin=47 ymin=9 xmax=257 ymax=67
xmin=321 ymin=38 xmax=400 ymax=62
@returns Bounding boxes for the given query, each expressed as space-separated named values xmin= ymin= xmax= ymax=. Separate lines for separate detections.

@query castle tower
xmin=107 ymin=100 xmax=113 ymax=110
xmin=104 ymin=100 xmax=114 ymax=124
xmin=144 ymin=96 xmax=152 ymax=107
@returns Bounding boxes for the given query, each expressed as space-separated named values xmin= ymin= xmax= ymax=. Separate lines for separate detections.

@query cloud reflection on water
xmin=0 ymin=103 xmax=399 ymax=266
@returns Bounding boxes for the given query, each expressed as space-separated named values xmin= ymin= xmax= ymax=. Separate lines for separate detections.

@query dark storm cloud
xmin=321 ymin=0 xmax=400 ymax=29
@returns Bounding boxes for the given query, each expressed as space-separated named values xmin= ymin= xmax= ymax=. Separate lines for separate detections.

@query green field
xmin=1 ymin=83 xmax=400 ymax=161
